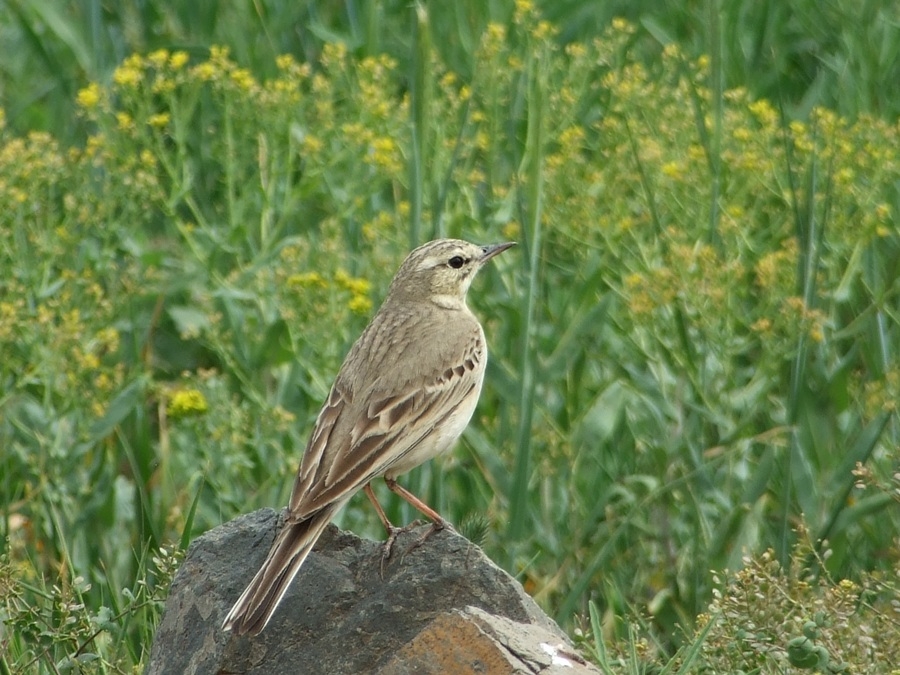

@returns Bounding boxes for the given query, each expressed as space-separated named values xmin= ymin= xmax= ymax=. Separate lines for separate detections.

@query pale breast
xmin=382 ymin=325 xmax=487 ymax=479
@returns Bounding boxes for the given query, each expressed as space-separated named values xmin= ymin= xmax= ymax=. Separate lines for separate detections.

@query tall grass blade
xmin=409 ymin=2 xmax=432 ymax=244
xmin=507 ymin=42 xmax=546 ymax=542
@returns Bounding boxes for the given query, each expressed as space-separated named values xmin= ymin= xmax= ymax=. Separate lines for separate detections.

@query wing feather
xmin=288 ymin=310 xmax=485 ymax=519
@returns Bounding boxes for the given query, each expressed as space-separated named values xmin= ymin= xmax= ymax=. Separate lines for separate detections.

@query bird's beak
xmin=480 ymin=242 xmax=516 ymax=262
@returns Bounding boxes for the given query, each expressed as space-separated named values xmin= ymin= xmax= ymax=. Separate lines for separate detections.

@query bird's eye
xmin=448 ymin=256 xmax=465 ymax=269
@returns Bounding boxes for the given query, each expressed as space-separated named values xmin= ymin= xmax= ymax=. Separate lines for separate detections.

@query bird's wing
xmin=287 ymin=315 xmax=484 ymax=519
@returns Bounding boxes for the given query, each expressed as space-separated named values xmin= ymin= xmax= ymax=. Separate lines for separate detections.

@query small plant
xmin=697 ymin=538 xmax=900 ymax=673
xmin=580 ymin=536 xmax=900 ymax=674
xmin=1 ymin=545 xmax=181 ymax=673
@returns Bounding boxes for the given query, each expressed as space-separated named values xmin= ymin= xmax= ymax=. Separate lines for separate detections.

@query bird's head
xmin=386 ymin=239 xmax=515 ymax=309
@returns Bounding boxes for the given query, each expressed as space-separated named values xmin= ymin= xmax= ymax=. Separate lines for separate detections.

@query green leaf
xmin=168 ymin=305 xmax=212 ymax=337
xmin=89 ymin=378 xmax=147 ymax=441
xmin=253 ymin=318 xmax=294 ymax=369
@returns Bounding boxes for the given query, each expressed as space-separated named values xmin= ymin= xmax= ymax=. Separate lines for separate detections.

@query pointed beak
xmin=480 ymin=241 xmax=516 ymax=263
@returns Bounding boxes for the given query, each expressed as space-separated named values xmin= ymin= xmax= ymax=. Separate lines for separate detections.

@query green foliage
xmin=0 ymin=545 xmax=180 ymax=673
xmin=696 ymin=538 xmax=900 ymax=673
xmin=1 ymin=1 xmax=899 ymax=673
xmin=579 ymin=537 xmax=900 ymax=673
xmin=4 ymin=0 xmax=899 ymax=142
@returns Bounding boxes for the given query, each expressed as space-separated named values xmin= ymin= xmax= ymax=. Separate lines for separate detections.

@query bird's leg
xmin=383 ymin=477 xmax=445 ymax=524
xmin=363 ymin=482 xmax=399 ymax=534
xmin=383 ymin=477 xmax=451 ymax=553
xmin=363 ymin=483 xmax=407 ymax=574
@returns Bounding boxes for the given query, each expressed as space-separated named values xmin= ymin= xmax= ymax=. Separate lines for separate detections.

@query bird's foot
xmin=403 ymin=518 xmax=453 ymax=557
xmin=380 ymin=520 xmax=423 ymax=575
xmin=379 ymin=519 xmax=452 ymax=575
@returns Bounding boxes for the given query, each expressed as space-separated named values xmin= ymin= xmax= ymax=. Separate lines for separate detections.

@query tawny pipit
xmin=223 ymin=238 xmax=515 ymax=635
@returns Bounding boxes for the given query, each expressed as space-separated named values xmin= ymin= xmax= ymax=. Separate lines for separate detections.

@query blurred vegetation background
xmin=1 ymin=0 xmax=899 ymax=672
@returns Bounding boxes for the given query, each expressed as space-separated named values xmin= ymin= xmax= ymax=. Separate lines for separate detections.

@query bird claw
xmin=380 ymin=521 xmax=418 ymax=575
xmin=404 ymin=519 xmax=448 ymax=555
xmin=379 ymin=519 xmax=449 ymax=576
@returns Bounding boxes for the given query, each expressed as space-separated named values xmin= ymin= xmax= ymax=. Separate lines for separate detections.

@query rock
xmin=148 ymin=509 xmax=598 ymax=675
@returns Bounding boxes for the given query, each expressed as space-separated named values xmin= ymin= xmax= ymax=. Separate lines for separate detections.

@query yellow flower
xmin=97 ymin=327 xmax=120 ymax=352
xmin=116 ymin=112 xmax=134 ymax=131
xmin=148 ymin=113 xmax=171 ymax=129
xmin=152 ymin=76 xmax=176 ymax=94
xmin=348 ymin=295 xmax=373 ymax=315
xmin=302 ymin=135 xmax=324 ymax=154
xmin=559 ymin=125 xmax=585 ymax=148
xmin=362 ymin=212 xmax=393 ymax=241
xmin=783 ymin=296 xmax=806 ymax=313
xmin=170 ymin=51 xmax=190 ymax=70
xmin=0 ymin=301 xmax=16 ymax=321
xmin=748 ymin=99 xmax=777 ymax=127
xmin=230 ymin=68 xmax=255 ymax=90
xmin=287 ymin=272 xmax=327 ymax=289
xmin=369 ymin=136 xmax=402 ymax=173
xmin=79 ymin=352 xmax=101 ymax=370
xmin=94 ymin=373 xmax=112 ymax=391
xmin=273 ymin=405 xmax=297 ymax=427
xmin=532 ymin=21 xmax=556 ymax=41
xmin=167 ymin=388 xmax=209 ymax=418
xmin=276 ymin=54 xmax=296 ymax=71
xmin=624 ymin=273 xmax=644 ymax=289
xmin=113 ymin=65 xmax=142 ymax=88
xmin=147 ymin=49 xmax=170 ymax=68
xmin=565 ymin=43 xmax=587 ymax=59
xmin=485 ymin=23 xmax=506 ymax=44
xmin=334 ymin=270 xmax=371 ymax=296
xmin=76 ymin=83 xmax=101 ymax=110
xmin=834 ymin=167 xmax=854 ymax=186
xmin=661 ymin=162 xmax=683 ymax=179
xmin=751 ymin=318 xmax=772 ymax=333
xmin=193 ymin=62 xmax=216 ymax=81
xmin=85 ymin=133 xmax=104 ymax=157
xmin=341 ymin=122 xmax=369 ymax=142
xmin=725 ymin=205 xmax=745 ymax=219
xmin=209 ymin=45 xmax=231 ymax=62
xmin=514 ymin=0 xmax=534 ymax=14
xmin=319 ymin=42 xmax=347 ymax=68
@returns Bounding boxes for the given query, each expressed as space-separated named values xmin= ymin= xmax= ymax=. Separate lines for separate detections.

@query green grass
xmin=2 ymin=1 xmax=899 ymax=672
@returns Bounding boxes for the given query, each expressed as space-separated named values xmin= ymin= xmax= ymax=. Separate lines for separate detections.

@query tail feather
xmin=222 ymin=506 xmax=337 ymax=635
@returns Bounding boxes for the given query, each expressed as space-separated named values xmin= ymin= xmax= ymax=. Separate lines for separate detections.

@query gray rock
xmin=148 ymin=509 xmax=598 ymax=675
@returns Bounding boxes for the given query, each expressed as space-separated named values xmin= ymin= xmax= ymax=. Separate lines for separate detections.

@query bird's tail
xmin=222 ymin=506 xmax=337 ymax=636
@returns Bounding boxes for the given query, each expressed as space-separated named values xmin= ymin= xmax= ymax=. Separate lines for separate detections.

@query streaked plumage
xmin=222 ymin=238 xmax=514 ymax=636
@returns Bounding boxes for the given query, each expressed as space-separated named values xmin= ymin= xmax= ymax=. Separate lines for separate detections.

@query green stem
xmin=508 ymin=45 xmax=546 ymax=542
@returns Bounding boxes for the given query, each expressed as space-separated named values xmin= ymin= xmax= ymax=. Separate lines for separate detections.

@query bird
xmin=222 ymin=238 xmax=515 ymax=635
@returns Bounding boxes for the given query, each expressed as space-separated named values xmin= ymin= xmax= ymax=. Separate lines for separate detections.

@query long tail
xmin=222 ymin=506 xmax=338 ymax=635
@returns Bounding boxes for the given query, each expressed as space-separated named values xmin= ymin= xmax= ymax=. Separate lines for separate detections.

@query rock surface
xmin=148 ymin=509 xmax=598 ymax=675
